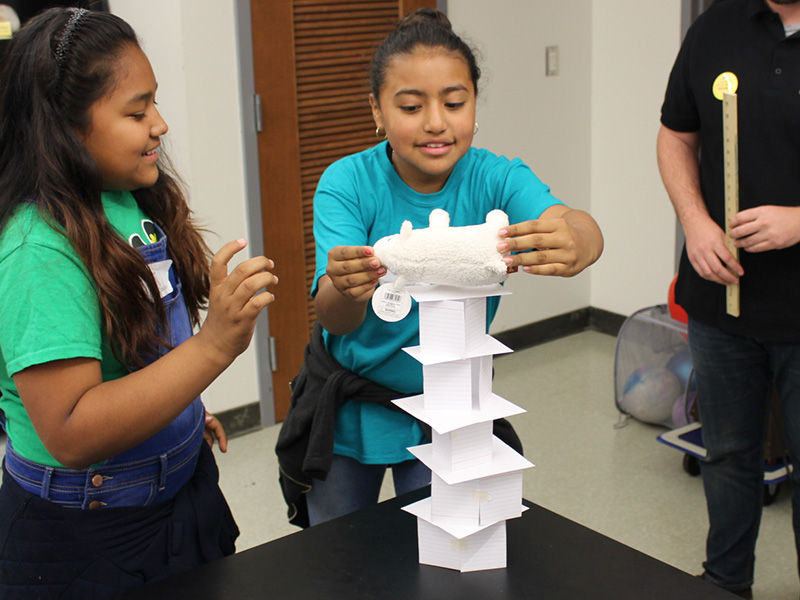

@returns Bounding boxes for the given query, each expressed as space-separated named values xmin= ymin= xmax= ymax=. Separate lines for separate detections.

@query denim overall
xmin=3 ymin=223 xmax=204 ymax=510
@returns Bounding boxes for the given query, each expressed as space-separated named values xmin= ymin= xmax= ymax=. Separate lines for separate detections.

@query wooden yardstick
xmin=723 ymin=91 xmax=740 ymax=317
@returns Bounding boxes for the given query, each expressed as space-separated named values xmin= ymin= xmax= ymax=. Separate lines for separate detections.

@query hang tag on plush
xmin=371 ymin=284 xmax=411 ymax=322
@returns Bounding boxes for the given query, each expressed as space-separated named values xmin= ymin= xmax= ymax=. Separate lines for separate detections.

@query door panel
xmin=250 ymin=0 xmax=435 ymax=421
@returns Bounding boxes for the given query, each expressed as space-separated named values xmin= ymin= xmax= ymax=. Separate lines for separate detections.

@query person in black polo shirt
xmin=657 ymin=1 xmax=800 ymax=597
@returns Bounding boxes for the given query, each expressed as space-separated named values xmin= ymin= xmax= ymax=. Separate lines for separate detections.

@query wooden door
xmin=250 ymin=0 xmax=434 ymax=422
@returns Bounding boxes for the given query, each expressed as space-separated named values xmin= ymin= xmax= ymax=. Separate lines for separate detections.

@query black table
xmin=119 ymin=488 xmax=737 ymax=599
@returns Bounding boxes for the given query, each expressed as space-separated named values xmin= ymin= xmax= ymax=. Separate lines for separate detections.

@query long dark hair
xmin=369 ymin=8 xmax=481 ymax=101
xmin=0 ymin=7 xmax=210 ymax=367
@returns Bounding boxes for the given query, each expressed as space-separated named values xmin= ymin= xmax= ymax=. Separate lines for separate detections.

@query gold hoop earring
xmin=376 ymin=126 xmax=387 ymax=140
xmin=474 ymin=122 xmax=479 ymax=135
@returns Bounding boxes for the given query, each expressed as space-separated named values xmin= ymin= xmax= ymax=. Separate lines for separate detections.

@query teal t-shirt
xmin=313 ymin=143 xmax=561 ymax=463
xmin=0 ymin=191 xmax=154 ymax=466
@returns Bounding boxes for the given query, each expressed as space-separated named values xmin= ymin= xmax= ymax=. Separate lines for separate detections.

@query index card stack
xmin=393 ymin=284 xmax=534 ymax=573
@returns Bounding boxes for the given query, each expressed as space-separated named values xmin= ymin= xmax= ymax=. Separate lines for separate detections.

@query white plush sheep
xmin=373 ymin=208 xmax=510 ymax=288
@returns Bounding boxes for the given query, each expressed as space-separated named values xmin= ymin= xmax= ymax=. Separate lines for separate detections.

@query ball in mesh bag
xmin=620 ymin=366 xmax=682 ymax=426
xmin=672 ymin=390 xmax=697 ymax=428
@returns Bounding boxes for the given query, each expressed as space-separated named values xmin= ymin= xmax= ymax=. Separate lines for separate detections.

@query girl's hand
xmin=729 ymin=205 xmax=800 ymax=253
xmin=497 ymin=205 xmax=603 ymax=277
xmin=326 ymin=245 xmax=386 ymax=303
xmin=197 ymin=239 xmax=278 ymax=364
xmin=203 ymin=412 xmax=228 ymax=452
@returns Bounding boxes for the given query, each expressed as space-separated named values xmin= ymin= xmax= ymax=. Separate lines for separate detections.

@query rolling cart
xmin=657 ymin=421 xmax=790 ymax=506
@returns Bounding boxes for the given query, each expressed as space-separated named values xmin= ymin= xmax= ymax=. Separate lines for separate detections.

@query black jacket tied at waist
xmin=275 ymin=322 xmax=407 ymax=527
xmin=275 ymin=322 xmax=523 ymax=528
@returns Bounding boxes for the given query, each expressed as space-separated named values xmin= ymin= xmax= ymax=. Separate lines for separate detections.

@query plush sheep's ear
xmin=399 ymin=220 xmax=413 ymax=240
xmin=485 ymin=209 xmax=509 ymax=230
xmin=429 ymin=208 xmax=450 ymax=228
xmin=392 ymin=275 xmax=408 ymax=290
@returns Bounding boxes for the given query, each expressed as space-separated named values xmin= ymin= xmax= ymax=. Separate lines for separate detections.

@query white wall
xmin=447 ymin=0 xmax=594 ymax=333
xmin=589 ymin=1 xmax=682 ymax=317
xmin=110 ymin=0 xmax=260 ymax=414
xmin=448 ymin=0 xmax=683 ymax=330
xmin=107 ymin=0 xmax=684 ymax=413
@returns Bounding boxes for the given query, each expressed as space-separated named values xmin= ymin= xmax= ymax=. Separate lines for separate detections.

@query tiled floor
xmin=215 ymin=331 xmax=797 ymax=599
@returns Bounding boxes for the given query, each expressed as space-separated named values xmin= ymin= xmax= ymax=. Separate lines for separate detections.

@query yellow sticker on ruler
xmin=0 ymin=22 xmax=11 ymax=40
xmin=713 ymin=72 xmax=739 ymax=101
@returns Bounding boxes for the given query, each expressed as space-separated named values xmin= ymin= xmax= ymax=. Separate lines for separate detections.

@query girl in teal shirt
xmin=280 ymin=7 xmax=603 ymax=527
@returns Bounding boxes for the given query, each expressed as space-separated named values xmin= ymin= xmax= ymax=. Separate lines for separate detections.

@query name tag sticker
xmin=148 ymin=259 xmax=174 ymax=298
xmin=713 ymin=72 xmax=739 ymax=101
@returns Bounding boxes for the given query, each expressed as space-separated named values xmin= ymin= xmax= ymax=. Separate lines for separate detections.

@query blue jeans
xmin=3 ymin=410 xmax=203 ymax=509
xmin=688 ymin=317 xmax=800 ymax=592
xmin=306 ymin=454 xmax=431 ymax=526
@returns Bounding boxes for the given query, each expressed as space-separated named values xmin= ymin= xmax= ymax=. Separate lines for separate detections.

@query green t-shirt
xmin=0 ymin=191 xmax=154 ymax=466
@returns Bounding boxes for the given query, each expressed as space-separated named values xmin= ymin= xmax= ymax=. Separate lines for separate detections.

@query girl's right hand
xmin=326 ymin=245 xmax=386 ymax=302
xmin=197 ymin=239 xmax=277 ymax=363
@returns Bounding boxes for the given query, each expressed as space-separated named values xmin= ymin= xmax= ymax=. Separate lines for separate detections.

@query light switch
xmin=546 ymin=45 xmax=559 ymax=77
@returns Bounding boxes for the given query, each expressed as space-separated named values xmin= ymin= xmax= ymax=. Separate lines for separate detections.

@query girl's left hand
xmin=204 ymin=412 xmax=228 ymax=452
xmin=497 ymin=204 xmax=603 ymax=277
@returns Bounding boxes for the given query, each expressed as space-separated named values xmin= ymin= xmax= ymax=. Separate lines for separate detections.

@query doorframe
xmin=674 ymin=0 xmax=716 ymax=272
xmin=234 ymin=0 xmax=275 ymax=427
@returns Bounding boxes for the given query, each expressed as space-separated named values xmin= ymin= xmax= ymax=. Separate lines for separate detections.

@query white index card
xmin=472 ymin=354 xmax=493 ymax=410
xmin=418 ymin=297 xmax=486 ymax=357
xmin=416 ymin=516 xmax=508 ymax=572
xmin=478 ymin=471 xmax=524 ymax=526
xmin=432 ymin=421 xmax=493 ymax=471
xmin=406 ymin=283 xmax=510 ymax=303
xmin=430 ymin=471 xmax=525 ymax=529
xmin=422 ymin=355 xmax=492 ymax=411
xmin=408 ymin=436 xmax=534 ymax=485
xmin=403 ymin=336 xmax=512 ymax=365
xmin=459 ymin=521 xmax=507 ymax=572
xmin=403 ymin=496 xmax=528 ymax=540
xmin=392 ymin=393 xmax=525 ymax=435
xmin=431 ymin=473 xmax=479 ymax=525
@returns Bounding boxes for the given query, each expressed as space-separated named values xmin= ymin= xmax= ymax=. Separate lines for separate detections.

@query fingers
xmin=327 ymin=245 xmax=384 ymax=277
xmin=503 ymin=249 xmax=574 ymax=276
xmin=229 ymin=261 xmax=279 ymax=314
xmin=329 ymin=245 xmax=377 ymax=263
xmin=210 ymin=240 xmax=278 ymax=312
xmin=497 ymin=220 xmax=558 ymax=253
xmin=327 ymin=245 xmax=386 ymax=299
xmin=204 ymin=413 xmax=228 ymax=453
xmin=210 ymin=239 xmax=248 ymax=287
xmin=497 ymin=220 xmax=579 ymax=276
xmin=687 ymin=244 xmax=741 ymax=285
xmin=200 ymin=241 xmax=278 ymax=363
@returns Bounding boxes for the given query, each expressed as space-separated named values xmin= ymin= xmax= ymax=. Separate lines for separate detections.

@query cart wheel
xmin=683 ymin=454 xmax=701 ymax=477
xmin=763 ymin=483 xmax=781 ymax=506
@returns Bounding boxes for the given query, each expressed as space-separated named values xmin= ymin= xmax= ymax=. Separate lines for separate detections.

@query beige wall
xmin=447 ymin=0 xmax=595 ymax=333
xmin=447 ymin=0 xmax=683 ymax=331
xmin=589 ymin=1 xmax=682 ymax=317
xmin=108 ymin=0 xmax=684 ymax=414
xmin=110 ymin=0 xmax=259 ymax=414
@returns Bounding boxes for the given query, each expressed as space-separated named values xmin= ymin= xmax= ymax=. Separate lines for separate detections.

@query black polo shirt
xmin=661 ymin=0 xmax=800 ymax=342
